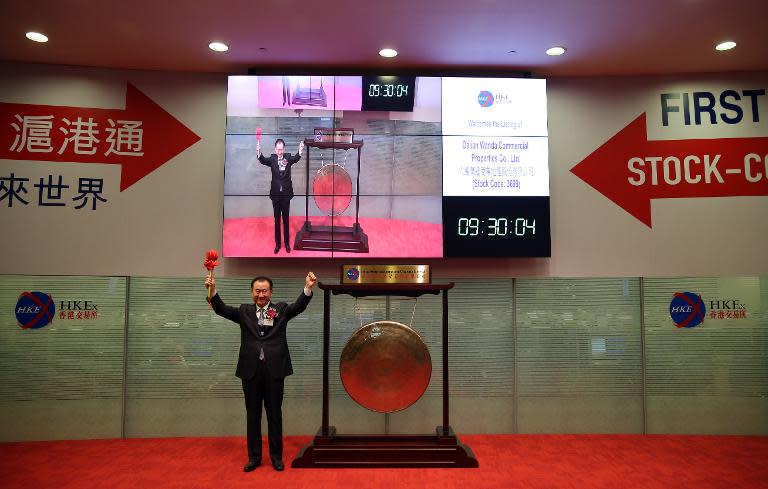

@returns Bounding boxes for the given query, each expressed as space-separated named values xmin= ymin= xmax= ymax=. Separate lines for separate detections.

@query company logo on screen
xmin=477 ymin=91 xmax=514 ymax=108
xmin=669 ymin=292 xmax=706 ymax=328
xmin=477 ymin=91 xmax=494 ymax=107
xmin=15 ymin=291 xmax=56 ymax=330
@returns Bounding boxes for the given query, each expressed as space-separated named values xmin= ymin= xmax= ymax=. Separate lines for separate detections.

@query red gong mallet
xmin=204 ymin=249 xmax=219 ymax=301
xmin=255 ymin=127 xmax=263 ymax=157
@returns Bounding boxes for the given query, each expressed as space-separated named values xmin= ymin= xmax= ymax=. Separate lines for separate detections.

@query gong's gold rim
xmin=339 ymin=320 xmax=432 ymax=413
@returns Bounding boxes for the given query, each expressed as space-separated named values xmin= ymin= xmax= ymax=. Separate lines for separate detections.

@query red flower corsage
xmin=266 ymin=307 xmax=278 ymax=320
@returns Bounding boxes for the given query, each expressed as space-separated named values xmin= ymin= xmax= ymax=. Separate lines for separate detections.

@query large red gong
xmin=339 ymin=321 xmax=432 ymax=413
xmin=313 ymin=164 xmax=352 ymax=216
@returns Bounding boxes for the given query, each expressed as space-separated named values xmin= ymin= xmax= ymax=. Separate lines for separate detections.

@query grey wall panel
xmin=0 ymin=400 xmax=123 ymax=441
xmin=517 ymin=397 xmax=643 ymax=434
xmin=516 ymin=278 xmax=643 ymax=433
xmin=646 ymin=396 xmax=768 ymax=435
xmin=0 ymin=275 xmax=125 ymax=441
xmin=643 ymin=277 xmax=768 ymax=434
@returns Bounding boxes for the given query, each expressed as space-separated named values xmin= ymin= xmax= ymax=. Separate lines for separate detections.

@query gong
xmin=339 ymin=320 xmax=432 ymax=413
xmin=312 ymin=163 xmax=352 ymax=216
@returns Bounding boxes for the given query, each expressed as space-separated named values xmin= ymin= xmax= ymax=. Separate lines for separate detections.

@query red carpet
xmin=2 ymin=435 xmax=767 ymax=489
xmin=223 ymin=216 xmax=443 ymax=257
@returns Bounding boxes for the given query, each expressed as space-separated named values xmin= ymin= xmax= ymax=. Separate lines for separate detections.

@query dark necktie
xmin=258 ymin=308 xmax=265 ymax=361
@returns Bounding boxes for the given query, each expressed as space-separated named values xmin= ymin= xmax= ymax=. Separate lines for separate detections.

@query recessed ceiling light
xmin=208 ymin=41 xmax=229 ymax=52
xmin=379 ymin=48 xmax=398 ymax=58
xmin=546 ymin=46 xmax=566 ymax=56
xmin=26 ymin=32 xmax=48 ymax=43
xmin=715 ymin=41 xmax=736 ymax=51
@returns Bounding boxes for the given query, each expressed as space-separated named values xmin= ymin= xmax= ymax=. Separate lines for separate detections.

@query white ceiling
xmin=1 ymin=0 xmax=766 ymax=77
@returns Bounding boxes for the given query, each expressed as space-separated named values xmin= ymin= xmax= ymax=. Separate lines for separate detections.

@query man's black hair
xmin=251 ymin=276 xmax=273 ymax=290
xmin=274 ymin=138 xmax=285 ymax=147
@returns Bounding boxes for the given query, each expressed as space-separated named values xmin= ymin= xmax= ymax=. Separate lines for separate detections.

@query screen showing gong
xmin=223 ymin=75 xmax=550 ymax=258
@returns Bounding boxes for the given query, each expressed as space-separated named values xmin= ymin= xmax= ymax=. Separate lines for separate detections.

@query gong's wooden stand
xmin=292 ymin=282 xmax=479 ymax=468
xmin=293 ymin=140 xmax=369 ymax=253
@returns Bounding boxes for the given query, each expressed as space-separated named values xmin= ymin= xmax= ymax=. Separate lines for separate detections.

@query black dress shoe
xmin=243 ymin=460 xmax=261 ymax=472
xmin=285 ymin=245 xmax=291 ymax=253
xmin=272 ymin=460 xmax=284 ymax=471
xmin=274 ymin=246 xmax=280 ymax=254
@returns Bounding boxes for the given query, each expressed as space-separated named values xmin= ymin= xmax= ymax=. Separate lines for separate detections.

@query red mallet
xmin=255 ymin=127 xmax=263 ymax=156
xmin=204 ymin=249 xmax=219 ymax=300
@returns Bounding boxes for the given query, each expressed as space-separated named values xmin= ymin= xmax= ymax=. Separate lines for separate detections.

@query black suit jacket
xmin=258 ymin=152 xmax=302 ymax=199
xmin=210 ymin=291 xmax=311 ymax=379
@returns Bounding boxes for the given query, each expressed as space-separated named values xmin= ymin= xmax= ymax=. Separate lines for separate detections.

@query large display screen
xmin=224 ymin=75 xmax=550 ymax=258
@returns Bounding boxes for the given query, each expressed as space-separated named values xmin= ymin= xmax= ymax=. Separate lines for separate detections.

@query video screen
xmin=224 ymin=75 xmax=549 ymax=258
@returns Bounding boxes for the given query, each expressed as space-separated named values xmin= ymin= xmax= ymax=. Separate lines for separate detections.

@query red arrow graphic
xmin=570 ymin=113 xmax=768 ymax=227
xmin=0 ymin=83 xmax=200 ymax=191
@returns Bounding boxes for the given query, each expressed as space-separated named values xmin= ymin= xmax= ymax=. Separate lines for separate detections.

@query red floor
xmin=2 ymin=434 xmax=767 ymax=489
xmin=223 ymin=216 xmax=443 ymax=257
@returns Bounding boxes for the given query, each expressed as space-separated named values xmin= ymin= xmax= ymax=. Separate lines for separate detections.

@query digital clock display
xmin=442 ymin=196 xmax=551 ymax=257
xmin=361 ymin=76 xmax=416 ymax=111
xmin=457 ymin=217 xmax=536 ymax=237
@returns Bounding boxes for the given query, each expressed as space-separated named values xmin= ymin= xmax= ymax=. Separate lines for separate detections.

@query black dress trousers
xmin=241 ymin=361 xmax=285 ymax=463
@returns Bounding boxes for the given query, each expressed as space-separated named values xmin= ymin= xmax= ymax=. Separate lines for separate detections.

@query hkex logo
xmin=346 ymin=268 xmax=360 ymax=281
xmin=15 ymin=291 xmax=56 ymax=330
xmin=478 ymin=91 xmax=494 ymax=107
xmin=669 ymin=292 xmax=706 ymax=328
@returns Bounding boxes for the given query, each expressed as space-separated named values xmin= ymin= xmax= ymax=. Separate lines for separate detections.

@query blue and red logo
xmin=477 ymin=91 xmax=494 ymax=107
xmin=669 ymin=292 xmax=706 ymax=328
xmin=15 ymin=291 xmax=56 ymax=330
xmin=345 ymin=268 xmax=360 ymax=281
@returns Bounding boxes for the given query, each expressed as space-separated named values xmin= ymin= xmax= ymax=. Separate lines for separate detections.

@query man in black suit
xmin=205 ymin=271 xmax=317 ymax=472
xmin=257 ymin=138 xmax=305 ymax=254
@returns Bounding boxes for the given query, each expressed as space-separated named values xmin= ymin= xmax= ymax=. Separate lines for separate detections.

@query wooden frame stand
xmin=292 ymin=283 xmax=479 ymax=468
xmin=293 ymin=140 xmax=369 ymax=253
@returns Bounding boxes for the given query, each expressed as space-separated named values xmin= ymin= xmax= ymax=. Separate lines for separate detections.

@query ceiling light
xmin=546 ymin=46 xmax=566 ymax=56
xmin=208 ymin=42 xmax=229 ymax=52
xmin=26 ymin=32 xmax=48 ymax=43
xmin=379 ymin=48 xmax=398 ymax=58
xmin=715 ymin=41 xmax=736 ymax=51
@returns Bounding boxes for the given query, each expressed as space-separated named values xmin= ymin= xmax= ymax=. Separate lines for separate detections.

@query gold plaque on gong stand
xmin=341 ymin=264 xmax=431 ymax=284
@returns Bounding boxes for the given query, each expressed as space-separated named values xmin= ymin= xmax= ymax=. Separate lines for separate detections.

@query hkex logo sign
xmin=15 ymin=291 xmax=56 ymax=330
xmin=477 ymin=91 xmax=494 ymax=107
xmin=345 ymin=268 xmax=360 ymax=281
xmin=669 ymin=292 xmax=706 ymax=328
